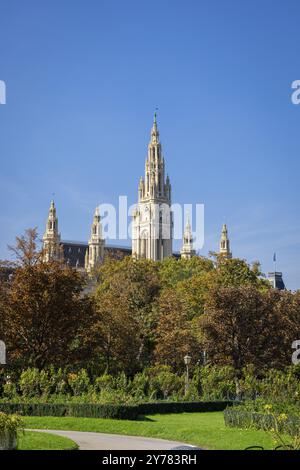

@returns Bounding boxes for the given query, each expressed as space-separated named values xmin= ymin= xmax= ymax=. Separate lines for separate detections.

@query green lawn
xmin=24 ymin=412 xmax=275 ymax=450
xmin=17 ymin=431 xmax=78 ymax=450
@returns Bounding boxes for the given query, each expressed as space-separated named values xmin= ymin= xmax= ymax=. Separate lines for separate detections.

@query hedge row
xmin=137 ymin=400 xmax=234 ymax=415
xmin=0 ymin=401 xmax=234 ymax=420
xmin=0 ymin=403 xmax=139 ymax=420
xmin=224 ymin=408 xmax=300 ymax=437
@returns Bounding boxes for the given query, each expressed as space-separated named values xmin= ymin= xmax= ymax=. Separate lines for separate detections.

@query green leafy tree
xmin=93 ymin=257 xmax=161 ymax=373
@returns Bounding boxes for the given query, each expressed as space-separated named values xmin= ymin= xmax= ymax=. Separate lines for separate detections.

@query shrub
xmin=137 ymin=400 xmax=234 ymax=415
xmin=94 ymin=373 xmax=115 ymax=393
xmin=0 ymin=403 xmax=69 ymax=417
xmin=52 ymin=368 xmax=69 ymax=395
xmin=234 ymin=365 xmax=260 ymax=400
xmin=67 ymin=369 xmax=90 ymax=396
xmin=200 ymin=365 xmax=236 ymax=400
xmin=0 ymin=400 xmax=234 ymax=420
xmin=224 ymin=408 xmax=300 ymax=437
xmin=0 ymin=412 xmax=24 ymax=450
xmin=0 ymin=402 xmax=139 ymax=420
xmin=259 ymin=368 xmax=300 ymax=405
xmin=67 ymin=403 xmax=139 ymax=419
xmin=130 ymin=371 xmax=149 ymax=399
xmin=147 ymin=365 xmax=183 ymax=399
xmin=19 ymin=368 xmax=41 ymax=398
xmin=3 ymin=382 xmax=17 ymax=400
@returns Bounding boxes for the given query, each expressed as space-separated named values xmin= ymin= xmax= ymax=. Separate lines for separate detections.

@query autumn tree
xmin=154 ymin=288 xmax=202 ymax=372
xmin=1 ymin=229 xmax=94 ymax=370
xmin=200 ymin=285 xmax=296 ymax=375
xmin=91 ymin=289 xmax=144 ymax=374
xmin=271 ymin=290 xmax=300 ymax=367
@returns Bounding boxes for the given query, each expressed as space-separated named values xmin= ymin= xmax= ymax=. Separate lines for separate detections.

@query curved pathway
xmin=29 ymin=429 xmax=199 ymax=450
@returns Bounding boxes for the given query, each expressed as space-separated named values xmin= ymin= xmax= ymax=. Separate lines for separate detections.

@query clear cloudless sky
xmin=0 ymin=0 xmax=299 ymax=289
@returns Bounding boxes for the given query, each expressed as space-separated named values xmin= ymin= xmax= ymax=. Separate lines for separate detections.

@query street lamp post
xmin=184 ymin=354 xmax=191 ymax=396
xmin=0 ymin=341 xmax=6 ymax=366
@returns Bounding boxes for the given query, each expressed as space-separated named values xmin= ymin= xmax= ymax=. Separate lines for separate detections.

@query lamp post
xmin=0 ymin=341 xmax=6 ymax=366
xmin=184 ymin=354 xmax=191 ymax=396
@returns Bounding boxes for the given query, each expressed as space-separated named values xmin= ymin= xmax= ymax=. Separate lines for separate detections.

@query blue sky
xmin=0 ymin=0 xmax=299 ymax=289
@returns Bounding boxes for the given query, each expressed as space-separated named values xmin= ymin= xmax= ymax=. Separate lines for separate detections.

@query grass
xmin=17 ymin=431 xmax=78 ymax=450
xmin=24 ymin=412 xmax=275 ymax=450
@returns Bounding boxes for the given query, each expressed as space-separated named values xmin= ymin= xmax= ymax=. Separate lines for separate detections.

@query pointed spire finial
xmin=185 ymin=210 xmax=191 ymax=230
xmin=150 ymin=109 xmax=159 ymax=144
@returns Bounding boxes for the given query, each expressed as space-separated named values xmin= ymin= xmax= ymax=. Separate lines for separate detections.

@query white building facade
xmin=132 ymin=114 xmax=173 ymax=261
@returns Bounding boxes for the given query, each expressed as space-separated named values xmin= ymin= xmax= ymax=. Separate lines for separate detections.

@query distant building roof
xmin=60 ymin=240 xmax=180 ymax=268
xmin=60 ymin=240 xmax=132 ymax=268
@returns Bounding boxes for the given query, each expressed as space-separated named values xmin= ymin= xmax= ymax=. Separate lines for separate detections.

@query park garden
xmin=0 ymin=229 xmax=300 ymax=450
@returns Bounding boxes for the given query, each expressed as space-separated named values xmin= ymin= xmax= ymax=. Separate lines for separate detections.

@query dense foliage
xmin=0 ymin=228 xmax=300 ymax=410
xmin=0 ymin=365 xmax=300 ymax=406
xmin=0 ymin=412 xmax=23 ymax=450
xmin=0 ymin=401 xmax=232 ymax=420
xmin=224 ymin=408 xmax=300 ymax=438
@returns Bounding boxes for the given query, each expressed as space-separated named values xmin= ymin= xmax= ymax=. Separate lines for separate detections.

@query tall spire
xmin=132 ymin=114 xmax=173 ymax=261
xmin=42 ymin=200 xmax=62 ymax=262
xmin=139 ymin=112 xmax=168 ymax=201
xmin=85 ymin=206 xmax=105 ymax=273
xmin=150 ymin=111 xmax=160 ymax=144
xmin=180 ymin=214 xmax=196 ymax=259
xmin=219 ymin=223 xmax=232 ymax=259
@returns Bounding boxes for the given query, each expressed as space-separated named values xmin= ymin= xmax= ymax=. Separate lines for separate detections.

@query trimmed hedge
xmin=137 ymin=400 xmax=234 ymax=415
xmin=224 ymin=408 xmax=300 ymax=437
xmin=68 ymin=404 xmax=139 ymax=420
xmin=0 ymin=401 xmax=235 ymax=420
xmin=0 ymin=403 xmax=140 ymax=420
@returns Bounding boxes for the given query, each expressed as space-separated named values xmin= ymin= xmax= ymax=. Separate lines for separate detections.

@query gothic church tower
xmin=43 ymin=200 xmax=62 ymax=262
xmin=219 ymin=223 xmax=232 ymax=259
xmin=180 ymin=215 xmax=196 ymax=259
xmin=85 ymin=206 xmax=105 ymax=273
xmin=132 ymin=114 xmax=172 ymax=260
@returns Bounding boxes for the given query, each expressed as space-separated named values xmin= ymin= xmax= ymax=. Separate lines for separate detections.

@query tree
xmin=1 ymin=229 xmax=94 ymax=369
xmin=158 ymin=256 xmax=214 ymax=290
xmin=200 ymin=285 xmax=296 ymax=375
xmin=93 ymin=257 xmax=161 ymax=373
xmin=154 ymin=288 xmax=202 ymax=372
xmin=207 ymin=254 xmax=270 ymax=289
xmin=91 ymin=289 xmax=144 ymax=374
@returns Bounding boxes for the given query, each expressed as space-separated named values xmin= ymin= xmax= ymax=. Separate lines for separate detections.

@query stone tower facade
xmin=219 ymin=223 xmax=232 ymax=259
xmin=132 ymin=114 xmax=172 ymax=260
xmin=42 ymin=200 xmax=62 ymax=262
xmin=180 ymin=216 xmax=196 ymax=259
xmin=85 ymin=207 xmax=105 ymax=273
